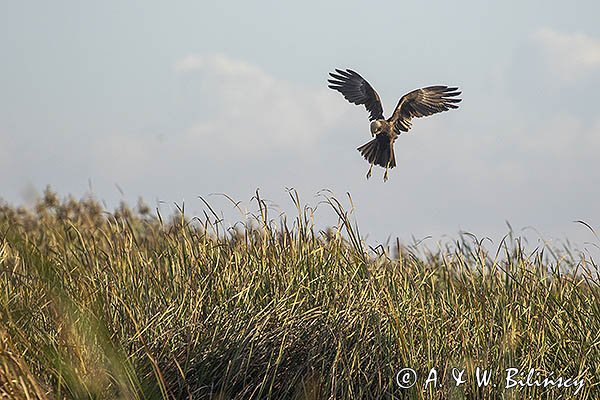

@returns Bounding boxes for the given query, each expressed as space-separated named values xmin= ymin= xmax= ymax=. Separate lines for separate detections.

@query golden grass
xmin=0 ymin=188 xmax=598 ymax=399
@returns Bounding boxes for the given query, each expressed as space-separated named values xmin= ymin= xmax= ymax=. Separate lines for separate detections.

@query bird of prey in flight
xmin=328 ymin=68 xmax=461 ymax=181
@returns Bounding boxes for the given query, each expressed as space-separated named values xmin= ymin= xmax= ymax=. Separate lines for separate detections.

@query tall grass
xmin=1 ymin=188 xmax=599 ymax=399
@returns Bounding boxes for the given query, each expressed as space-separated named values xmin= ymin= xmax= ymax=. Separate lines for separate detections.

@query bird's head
xmin=370 ymin=120 xmax=383 ymax=136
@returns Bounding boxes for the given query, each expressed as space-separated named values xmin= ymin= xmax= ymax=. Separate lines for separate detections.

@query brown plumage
xmin=328 ymin=68 xmax=462 ymax=181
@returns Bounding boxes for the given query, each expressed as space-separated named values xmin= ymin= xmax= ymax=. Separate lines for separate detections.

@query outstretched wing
xmin=390 ymin=86 xmax=461 ymax=133
xmin=328 ymin=69 xmax=384 ymax=121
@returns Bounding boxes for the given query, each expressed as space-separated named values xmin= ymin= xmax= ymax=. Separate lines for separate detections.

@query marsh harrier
xmin=328 ymin=69 xmax=461 ymax=181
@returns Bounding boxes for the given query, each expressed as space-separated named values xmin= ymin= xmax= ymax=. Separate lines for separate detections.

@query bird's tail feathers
xmin=357 ymin=136 xmax=396 ymax=168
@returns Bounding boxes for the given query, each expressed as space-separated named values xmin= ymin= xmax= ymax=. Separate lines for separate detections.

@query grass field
xmin=1 ymin=188 xmax=599 ymax=399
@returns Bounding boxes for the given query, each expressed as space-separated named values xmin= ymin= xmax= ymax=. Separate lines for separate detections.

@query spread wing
xmin=390 ymin=86 xmax=461 ymax=133
xmin=327 ymin=69 xmax=384 ymax=121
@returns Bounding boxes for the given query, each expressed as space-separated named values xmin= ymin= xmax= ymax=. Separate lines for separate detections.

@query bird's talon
xmin=366 ymin=165 xmax=373 ymax=180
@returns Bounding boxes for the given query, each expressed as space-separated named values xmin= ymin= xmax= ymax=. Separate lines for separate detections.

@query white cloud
xmin=532 ymin=28 xmax=600 ymax=82
xmin=174 ymin=54 xmax=345 ymax=156
xmin=89 ymin=54 xmax=349 ymax=191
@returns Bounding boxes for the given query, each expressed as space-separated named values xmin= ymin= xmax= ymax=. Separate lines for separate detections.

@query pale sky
xmin=1 ymin=1 xmax=600 ymax=252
